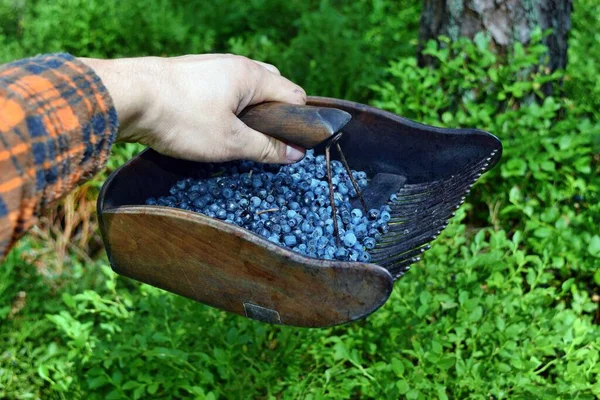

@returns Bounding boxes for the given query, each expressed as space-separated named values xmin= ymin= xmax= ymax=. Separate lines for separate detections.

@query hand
xmin=80 ymin=54 xmax=307 ymax=164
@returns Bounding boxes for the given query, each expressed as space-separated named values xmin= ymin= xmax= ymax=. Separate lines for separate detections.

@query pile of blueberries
xmin=146 ymin=150 xmax=391 ymax=262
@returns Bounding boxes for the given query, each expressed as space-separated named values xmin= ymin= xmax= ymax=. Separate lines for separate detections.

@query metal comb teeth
xmin=371 ymin=150 xmax=499 ymax=279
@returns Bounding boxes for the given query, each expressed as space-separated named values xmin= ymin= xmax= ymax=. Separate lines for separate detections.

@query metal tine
xmin=335 ymin=142 xmax=368 ymax=213
xmin=389 ymin=159 xmax=487 ymax=210
xmin=388 ymin=258 xmax=419 ymax=278
xmin=371 ymin=228 xmax=440 ymax=262
xmin=386 ymin=171 xmax=480 ymax=217
xmin=373 ymin=179 xmax=478 ymax=260
xmin=384 ymin=183 xmax=467 ymax=230
xmin=375 ymin=222 xmax=441 ymax=250
xmin=385 ymin=203 xmax=451 ymax=230
xmin=385 ymin=190 xmax=465 ymax=232
xmin=371 ymin=244 xmax=430 ymax=268
xmin=374 ymin=200 xmax=462 ymax=255
xmin=325 ymin=133 xmax=343 ymax=246
xmin=371 ymin=149 xmax=499 ymax=278
xmin=387 ymin=191 xmax=461 ymax=221
xmin=390 ymin=161 xmax=488 ymax=204
xmin=325 ymin=131 xmax=369 ymax=245
xmin=394 ymin=156 xmax=489 ymax=193
xmin=383 ymin=219 xmax=447 ymax=242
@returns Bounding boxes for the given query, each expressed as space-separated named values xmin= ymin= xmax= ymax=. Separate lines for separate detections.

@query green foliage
xmin=1 ymin=0 xmax=600 ymax=399
xmin=371 ymin=30 xmax=600 ymax=279
xmin=0 ymin=0 xmax=420 ymax=102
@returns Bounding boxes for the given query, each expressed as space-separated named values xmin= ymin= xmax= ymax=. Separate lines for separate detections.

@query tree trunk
xmin=418 ymin=0 xmax=573 ymax=72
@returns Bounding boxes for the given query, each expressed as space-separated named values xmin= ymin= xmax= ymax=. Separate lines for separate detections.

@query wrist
xmin=78 ymin=57 xmax=153 ymax=142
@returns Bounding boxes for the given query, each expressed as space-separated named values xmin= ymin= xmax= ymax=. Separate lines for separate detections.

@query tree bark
xmin=418 ymin=0 xmax=573 ymax=72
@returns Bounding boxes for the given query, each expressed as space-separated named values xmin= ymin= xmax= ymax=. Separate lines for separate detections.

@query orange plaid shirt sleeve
xmin=0 ymin=54 xmax=118 ymax=259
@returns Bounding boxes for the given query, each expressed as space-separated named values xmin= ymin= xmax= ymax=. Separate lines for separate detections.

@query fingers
xmin=230 ymin=118 xmax=305 ymax=164
xmin=253 ymin=60 xmax=280 ymax=75
xmin=249 ymin=62 xmax=307 ymax=106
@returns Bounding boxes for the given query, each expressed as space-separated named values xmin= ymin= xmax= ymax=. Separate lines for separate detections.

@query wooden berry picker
xmin=98 ymin=97 xmax=502 ymax=327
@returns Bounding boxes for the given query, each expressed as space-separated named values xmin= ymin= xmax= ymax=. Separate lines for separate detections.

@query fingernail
xmin=286 ymin=145 xmax=305 ymax=163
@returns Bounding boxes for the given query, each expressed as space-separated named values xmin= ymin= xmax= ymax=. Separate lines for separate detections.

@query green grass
xmin=1 ymin=0 xmax=599 ymax=398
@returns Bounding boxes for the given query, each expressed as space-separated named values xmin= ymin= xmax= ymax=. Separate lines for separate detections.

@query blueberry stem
xmin=335 ymin=141 xmax=368 ymax=213
xmin=256 ymin=208 xmax=279 ymax=215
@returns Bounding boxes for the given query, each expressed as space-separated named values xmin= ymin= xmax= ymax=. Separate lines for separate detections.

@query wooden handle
xmin=238 ymin=102 xmax=352 ymax=148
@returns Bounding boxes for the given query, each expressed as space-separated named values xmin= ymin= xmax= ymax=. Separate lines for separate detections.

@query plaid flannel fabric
xmin=0 ymin=53 xmax=118 ymax=259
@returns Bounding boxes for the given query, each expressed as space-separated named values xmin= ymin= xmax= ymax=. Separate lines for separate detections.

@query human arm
xmin=0 ymin=53 xmax=306 ymax=259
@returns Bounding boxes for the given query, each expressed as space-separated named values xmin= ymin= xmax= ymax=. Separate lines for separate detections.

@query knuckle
xmin=234 ymin=55 xmax=257 ymax=71
xmin=258 ymin=139 xmax=282 ymax=163
xmin=295 ymin=86 xmax=307 ymax=102
xmin=228 ymin=120 xmax=244 ymax=140
xmin=265 ymin=62 xmax=280 ymax=74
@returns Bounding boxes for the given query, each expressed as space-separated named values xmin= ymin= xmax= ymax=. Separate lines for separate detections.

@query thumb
xmin=231 ymin=118 xmax=305 ymax=164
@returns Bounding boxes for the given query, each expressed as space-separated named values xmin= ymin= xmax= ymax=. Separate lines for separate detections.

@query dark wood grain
xmin=238 ymin=102 xmax=351 ymax=148
xmin=101 ymin=206 xmax=393 ymax=328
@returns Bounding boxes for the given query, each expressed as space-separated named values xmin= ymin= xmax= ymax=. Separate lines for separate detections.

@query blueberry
xmin=192 ymin=198 xmax=205 ymax=209
xmin=338 ymin=182 xmax=349 ymax=195
xmin=252 ymin=178 xmax=263 ymax=189
xmin=312 ymin=227 xmax=324 ymax=238
xmin=259 ymin=228 xmax=271 ymax=237
xmin=250 ymin=196 xmax=262 ymax=208
xmin=368 ymin=209 xmax=380 ymax=220
xmin=335 ymin=248 xmax=349 ymax=260
xmin=363 ymin=237 xmax=376 ymax=249
xmin=146 ymin=197 xmax=157 ymax=205
xmin=317 ymin=236 xmax=329 ymax=250
xmin=377 ymin=223 xmax=389 ymax=234
xmin=216 ymin=209 xmax=227 ymax=219
xmin=359 ymin=252 xmax=371 ymax=263
xmin=283 ymin=235 xmax=297 ymax=247
xmin=299 ymin=181 xmax=310 ymax=191
xmin=226 ymin=200 xmax=238 ymax=212
xmin=223 ymin=188 xmax=234 ymax=199
xmin=350 ymin=208 xmax=363 ymax=218
xmin=380 ymin=210 xmax=391 ymax=222
xmin=268 ymin=235 xmax=280 ymax=244
xmin=301 ymin=221 xmax=314 ymax=233
xmin=240 ymin=210 xmax=252 ymax=223
xmin=343 ymin=232 xmax=357 ymax=247
xmin=287 ymin=210 xmax=297 ymax=219
xmin=316 ymin=167 xmax=326 ymax=179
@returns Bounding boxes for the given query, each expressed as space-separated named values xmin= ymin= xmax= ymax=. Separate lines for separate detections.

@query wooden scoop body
xmin=97 ymin=97 xmax=502 ymax=327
